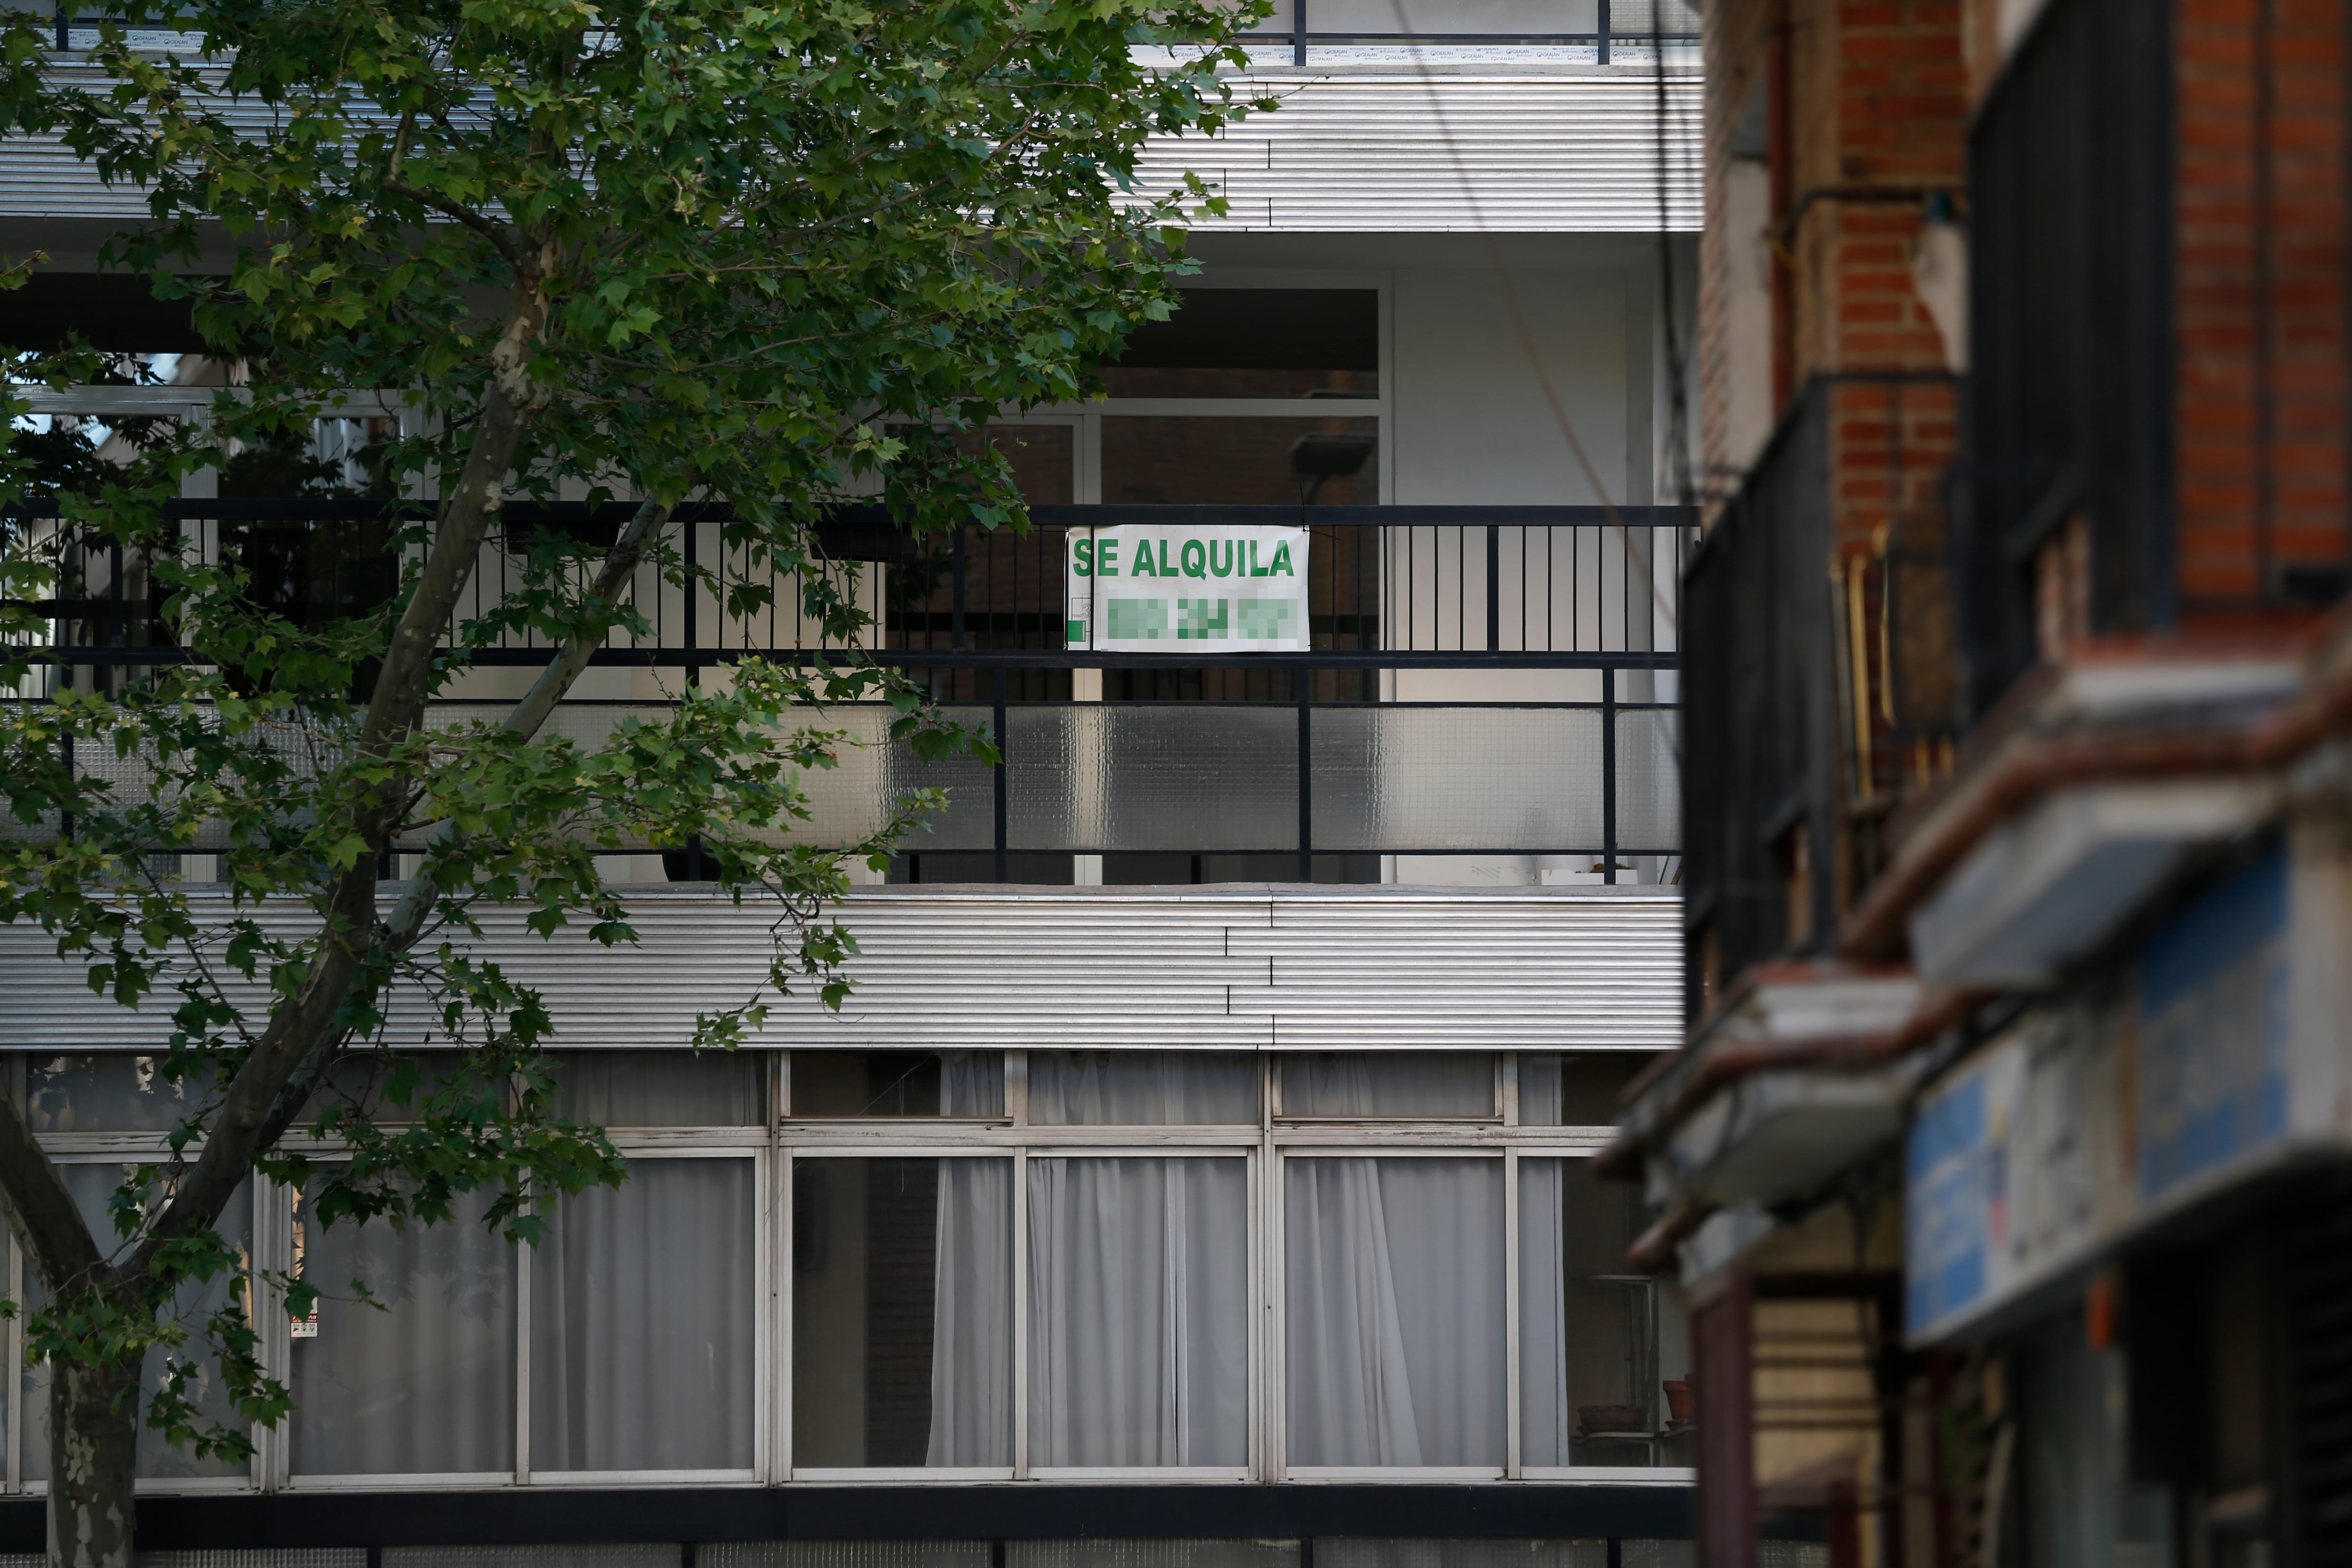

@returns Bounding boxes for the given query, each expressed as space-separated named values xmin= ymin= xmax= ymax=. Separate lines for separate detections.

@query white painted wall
xmin=1186 ymin=232 xmax=1689 ymax=885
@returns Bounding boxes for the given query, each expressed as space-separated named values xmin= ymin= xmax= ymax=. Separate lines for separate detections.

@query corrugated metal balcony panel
xmin=1136 ymin=72 xmax=1702 ymax=233
xmin=0 ymin=71 xmax=1700 ymax=233
xmin=0 ymin=887 xmax=1678 ymax=1053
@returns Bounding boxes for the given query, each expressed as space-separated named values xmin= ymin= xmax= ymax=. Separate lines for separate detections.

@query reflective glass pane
xmin=25 ymin=1054 xmax=217 ymax=1132
xmin=1516 ymin=1053 xmax=1659 ymax=1127
xmin=551 ymin=1050 xmax=763 ymax=1126
xmin=1100 ymin=418 xmax=1377 ymax=507
xmin=791 ymin=1052 xmax=1003 ymax=1118
xmin=1518 ymin=1158 xmax=1691 ymax=1468
xmin=1027 ymin=1157 xmax=1249 ymax=1466
xmin=1026 ymin=1052 xmax=1258 ymax=1126
xmin=22 ymin=1166 xmax=252 ymax=1480
xmin=1284 ymin=1157 xmax=1505 ymax=1466
xmin=291 ymin=1178 xmax=516 ymax=1475
xmin=1279 ymin=1053 xmax=1494 ymax=1119
xmin=792 ymin=1157 xmax=1014 ymax=1468
xmin=530 ymin=1158 xmax=758 ymax=1471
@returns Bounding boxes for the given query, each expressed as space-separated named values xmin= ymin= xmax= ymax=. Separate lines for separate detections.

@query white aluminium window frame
xmin=10 ymin=1050 xmax=1681 ymax=1494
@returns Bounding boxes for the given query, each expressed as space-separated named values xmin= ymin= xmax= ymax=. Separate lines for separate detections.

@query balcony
xmin=12 ymin=497 xmax=1693 ymax=884
xmin=1679 ymin=374 xmax=1961 ymax=1009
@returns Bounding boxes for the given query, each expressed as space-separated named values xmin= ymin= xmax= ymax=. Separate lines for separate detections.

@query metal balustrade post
xmin=1486 ymin=524 xmax=1501 ymax=653
xmin=1602 ymin=668 xmax=1619 ymax=884
xmin=1597 ymin=0 xmax=1610 ymax=64
xmin=1296 ymin=681 xmax=1313 ymax=883
xmin=1292 ymin=0 xmax=1306 ymax=66
xmin=993 ymin=666 xmax=1009 ymax=883
xmin=953 ymin=527 xmax=968 ymax=651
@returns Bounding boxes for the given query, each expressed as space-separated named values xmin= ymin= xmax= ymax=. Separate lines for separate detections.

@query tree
xmin=0 ymin=3 xmax=1263 ymax=1562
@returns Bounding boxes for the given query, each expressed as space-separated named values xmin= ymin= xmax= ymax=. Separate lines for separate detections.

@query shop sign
xmin=2136 ymin=840 xmax=2291 ymax=1205
xmin=1065 ymin=524 xmax=1310 ymax=652
xmin=1906 ymin=1011 xmax=2102 ymax=1341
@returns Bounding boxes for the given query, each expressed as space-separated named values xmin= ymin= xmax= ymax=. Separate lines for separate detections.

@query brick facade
xmin=2174 ymin=0 xmax=2350 ymax=622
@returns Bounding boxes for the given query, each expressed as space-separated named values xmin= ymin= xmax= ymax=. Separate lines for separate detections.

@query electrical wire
xmin=1378 ymin=0 xmax=1683 ymax=632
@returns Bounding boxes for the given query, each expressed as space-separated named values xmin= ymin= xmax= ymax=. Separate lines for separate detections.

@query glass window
xmin=25 ymin=1054 xmax=217 ymax=1132
xmin=551 ymin=1050 xmax=764 ymax=1126
xmin=1284 ymin=1156 xmax=1505 ymax=1467
xmin=21 ymin=1164 xmax=252 ymax=1480
xmin=1518 ymin=1158 xmax=1691 ymax=1468
xmin=1026 ymin=1052 xmax=1258 ymax=1125
xmin=290 ymin=1178 xmax=516 ymax=1475
xmin=530 ymin=1158 xmax=758 ymax=1471
xmin=1279 ymin=1053 xmax=1495 ymax=1119
xmin=793 ymin=1157 xmax=1013 ymax=1468
xmin=1100 ymin=417 xmax=1378 ymax=507
xmin=791 ymin=1051 xmax=1004 ymax=1118
xmin=1027 ymin=1157 xmax=1248 ymax=1467
xmin=1517 ymin=1053 xmax=1662 ymax=1126
xmin=1097 ymin=288 xmax=1378 ymax=399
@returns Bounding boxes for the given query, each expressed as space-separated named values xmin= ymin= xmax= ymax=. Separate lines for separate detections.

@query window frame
xmin=8 ymin=1049 xmax=1689 ymax=1494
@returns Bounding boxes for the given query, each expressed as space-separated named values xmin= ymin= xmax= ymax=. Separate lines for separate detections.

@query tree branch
xmin=130 ymin=256 xmax=558 ymax=1273
xmin=0 ymin=1078 xmax=111 ymax=1297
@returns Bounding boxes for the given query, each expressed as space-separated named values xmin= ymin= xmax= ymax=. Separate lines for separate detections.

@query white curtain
xmin=1280 ymin=1053 xmax=1494 ymax=1118
xmin=554 ymin=1051 xmax=762 ymax=1127
xmin=1518 ymin=1158 xmax=1572 ymax=1465
xmin=291 ymin=1179 xmax=516 ymax=1475
xmin=1027 ymin=1052 xmax=1258 ymax=1125
xmin=941 ymin=1051 xmax=1003 ymax=1116
xmin=23 ymin=1165 xmax=251 ymax=1481
xmin=1027 ymin=1157 xmax=1248 ymax=1466
xmin=1284 ymin=1157 xmax=1504 ymax=1466
xmin=531 ymin=1158 xmax=757 ymax=1471
xmin=926 ymin=1158 xmax=1013 ymax=1465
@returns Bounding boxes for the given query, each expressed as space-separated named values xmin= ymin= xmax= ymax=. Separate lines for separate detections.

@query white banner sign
xmin=1065 ymin=524 xmax=1309 ymax=652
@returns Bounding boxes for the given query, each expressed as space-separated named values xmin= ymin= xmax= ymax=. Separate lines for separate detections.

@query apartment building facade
xmin=0 ymin=6 xmax=1777 ymax=1566
xmin=1611 ymin=2 xmax=2352 ymax=1565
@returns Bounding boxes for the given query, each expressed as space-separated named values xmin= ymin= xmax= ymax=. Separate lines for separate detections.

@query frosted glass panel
xmin=781 ymin=703 xmax=995 ymax=852
xmin=708 ymin=1549 xmax=992 ymax=1568
xmin=387 ymin=1551 xmax=675 ymax=1568
xmin=419 ymin=702 xmax=997 ymax=852
xmin=1614 ymin=708 xmax=1681 ymax=852
xmin=1008 ymin=705 xmax=1298 ymax=852
xmin=1011 ymin=1546 xmax=1299 ymax=1568
xmin=1311 ymin=708 xmax=1604 ymax=852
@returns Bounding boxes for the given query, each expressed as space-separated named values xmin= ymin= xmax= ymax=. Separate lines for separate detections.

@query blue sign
xmin=2137 ymin=841 xmax=2290 ymax=1203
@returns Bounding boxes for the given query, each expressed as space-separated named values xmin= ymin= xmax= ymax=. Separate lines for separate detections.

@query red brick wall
xmin=2174 ymin=0 xmax=2350 ymax=623
xmin=1700 ymin=0 xmax=1967 ymax=511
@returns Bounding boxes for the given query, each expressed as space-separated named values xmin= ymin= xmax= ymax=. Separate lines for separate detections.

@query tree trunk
xmin=47 ymin=1355 xmax=139 ymax=1568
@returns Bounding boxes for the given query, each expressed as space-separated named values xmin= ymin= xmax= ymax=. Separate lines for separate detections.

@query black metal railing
xmin=12 ymin=501 xmax=1690 ymax=880
xmin=1240 ymin=0 xmax=1700 ymax=67
xmin=1681 ymin=377 xmax=1958 ymax=1007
